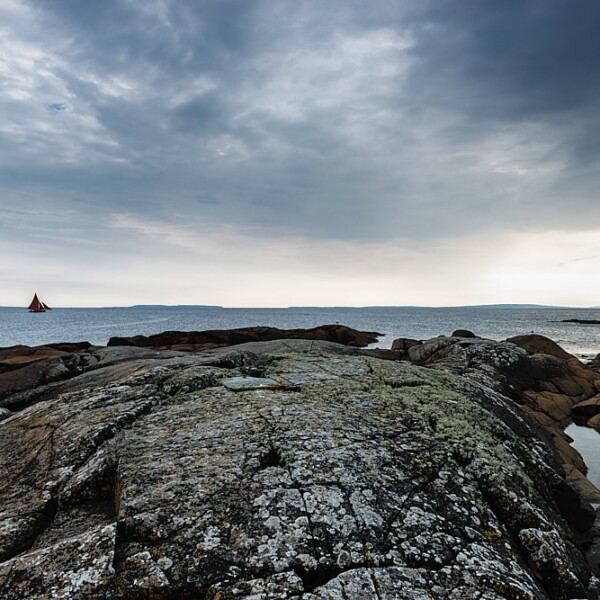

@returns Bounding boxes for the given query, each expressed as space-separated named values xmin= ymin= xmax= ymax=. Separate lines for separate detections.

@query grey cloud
xmin=45 ymin=103 xmax=68 ymax=112
xmin=4 ymin=0 xmax=600 ymax=247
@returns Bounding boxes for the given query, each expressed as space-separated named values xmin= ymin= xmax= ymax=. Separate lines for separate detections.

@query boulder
xmin=0 ymin=343 xmax=97 ymax=406
xmin=0 ymin=345 xmax=71 ymax=371
xmin=0 ymin=344 xmax=596 ymax=598
xmin=589 ymin=414 xmax=600 ymax=431
xmin=390 ymin=337 xmax=421 ymax=352
xmin=451 ymin=329 xmax=476 ymax=338
xmin=589 ymin=353 xmax=600 ymax=371
xmin=573 ymin=394 xmax=600 ymax=417
xmin=507 ymin=334 xmax=577 ymax=362
xmin=108 ymin=324 xmax=382 ymax=351
xmin=408 ymin=335 xmax=600 ymax=422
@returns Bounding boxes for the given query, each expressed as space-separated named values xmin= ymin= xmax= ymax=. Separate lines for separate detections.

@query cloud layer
xmin=2 ymin=0 xmax=600 ymax=306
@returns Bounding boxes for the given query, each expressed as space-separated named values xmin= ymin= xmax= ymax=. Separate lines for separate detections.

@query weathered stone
xmin=522 ymin=390 xmax=573 ymax=422
xmin=408 ymin=334 xmax=600 ymax=423
xmin=589 ymin=414 xmax=600 ymax=431
xmin=507 ymin=334 xmax=577 ymax=362
xmin=391 ymin=338 xmax=421 ymax=352
xmin=0 ymin=344 xmax=598 ymax=598
xmin=573 ymin=395 xmax=600 ymax=418
xmin=564 ymin=465 xmax=600 ymax=506
xmin=522 ymin=408 xmax=586 ymax=473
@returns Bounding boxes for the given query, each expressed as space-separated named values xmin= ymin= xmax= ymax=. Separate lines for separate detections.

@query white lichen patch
xmin=0 ymin=348 xmax=594 ymax=598
xmin=0 ymin=524 xmax=116 ymax=598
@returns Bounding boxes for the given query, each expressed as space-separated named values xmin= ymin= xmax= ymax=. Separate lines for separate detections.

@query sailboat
xmin=28 ymin=293 xmax=51 ymax=313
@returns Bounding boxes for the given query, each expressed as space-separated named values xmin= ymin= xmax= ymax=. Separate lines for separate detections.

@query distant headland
xmin=129 ymin=304 xmax=223 ymax=309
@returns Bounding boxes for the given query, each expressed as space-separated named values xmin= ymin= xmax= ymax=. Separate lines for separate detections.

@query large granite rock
xmin=406 ymin=334 xmax=600 ymax=510
xmin=0 ymin=343 xmax=95 ymax=409
xmin=408 ymin=334 xmax=600 ymax=422
xmin=0 ymin=341 xmax=599 ymax=598
xmin=107 ymin=324 xmax=382 ymax=352
xmin=0 ymin=344 xmax=188 ymax=412
xmin=507 ymin=334 xmax=577 ymax=362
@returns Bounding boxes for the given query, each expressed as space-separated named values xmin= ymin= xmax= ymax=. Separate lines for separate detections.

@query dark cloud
xmin=405 ymin=1 xmax=600 ymax=116
xmin=45 ymin=102 xmax=68 ymax=112
xmin=3 ymin=0 xmax=600 ymax=249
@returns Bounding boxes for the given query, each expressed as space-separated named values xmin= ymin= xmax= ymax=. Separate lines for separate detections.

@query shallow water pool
xmin=564 ymin=422 xmax=600 ymax=490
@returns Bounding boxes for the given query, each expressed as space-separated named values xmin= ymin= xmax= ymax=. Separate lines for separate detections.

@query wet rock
xmin=0 ymin=344 xmax=598 ymax=598
xmin=107 ymin=324 xmax=382 ymax=351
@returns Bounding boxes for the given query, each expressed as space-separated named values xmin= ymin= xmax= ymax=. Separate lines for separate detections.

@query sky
xmin=2 ymin=0 xmax=600 ymax=307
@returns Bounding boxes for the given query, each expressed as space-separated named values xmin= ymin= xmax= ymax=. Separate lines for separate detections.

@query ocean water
xmin=2 ymin=306 xmax=600 ymax=359
xmin=565 ymin=423 xmax=600 ymax=492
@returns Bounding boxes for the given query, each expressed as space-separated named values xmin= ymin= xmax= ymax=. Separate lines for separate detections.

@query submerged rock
xmin=0 ymin=341 xmax=598 ymax=598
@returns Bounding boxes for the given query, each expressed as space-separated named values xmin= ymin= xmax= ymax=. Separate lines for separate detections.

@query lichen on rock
xmin=0 ymin=340 xmax=598 ymax=598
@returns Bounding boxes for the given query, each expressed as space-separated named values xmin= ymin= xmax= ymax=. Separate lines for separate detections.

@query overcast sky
xmin=2 ymin=0 xmax=600 ymax=307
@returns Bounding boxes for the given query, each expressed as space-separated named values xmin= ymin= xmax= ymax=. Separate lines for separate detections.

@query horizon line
xmin=2 ymin=303 xmax=599 ymax=310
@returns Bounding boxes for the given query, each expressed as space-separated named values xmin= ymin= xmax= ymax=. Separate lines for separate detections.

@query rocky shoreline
xmin=1 ymin=325 xmax=600 ymax=598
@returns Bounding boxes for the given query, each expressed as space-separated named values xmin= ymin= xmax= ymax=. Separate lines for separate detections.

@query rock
xmin=562 ymin=319 xmax=600 ymax=325
xmin=0 ymin=345 xmax=71 ymax=371
xmin=0 ymin=344 xmax=95 ymax=407
xmin=391 ymin=338 xmax=421 ymax=352
xmin=407 ymin=336 xmax=457 ymax=365
xmin=0 ymin=407 xmax=11 ymax=421
xmin=522 ymin=390 xmax=573 ymax=421
xmin=522 ymin=408 xmax=587 ymax=472
xmin=564 ymin=465 xmax=600 ymax=506
xmin=451 ymin=329 xmax=476 ymax=338
xmin=409 ymin=335 xmax=600 ymax=421
xmin=589 ymin=414 xmax=600 ymax=431
xmin=107 ymin=324 xmax=382 ymax=351
xmin=0 ymin=343 xmax=597 ymax=598
xmin=45 ymin=341 xmax=93 ymax=352
xmin=589 ymin=353 xmax=600 ymax=370
xmin=507 ymin=334 xmax=577 ymax=362
xmin=573 ymin=394 xmax=600 ymax=417
xmin=0 ymin=358 xmax=70 ymax=406
xmin=360 ymin=348 xmax=403 ymax=361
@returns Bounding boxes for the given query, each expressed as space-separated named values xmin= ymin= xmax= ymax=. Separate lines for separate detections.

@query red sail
xmin=28 ymin=294 xmax=46 ymax=312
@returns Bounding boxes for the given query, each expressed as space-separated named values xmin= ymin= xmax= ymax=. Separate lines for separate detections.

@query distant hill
xmin=129 ymin=305 xmax=223 ymax=309
xmin=450 ymin=304 xmax=563 ymax=309
xmin=287 ymin=304 xmax=570 ymax=310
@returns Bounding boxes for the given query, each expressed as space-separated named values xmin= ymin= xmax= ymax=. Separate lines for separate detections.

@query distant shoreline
xmin=2 ymin=303 xmax=599 ymax=310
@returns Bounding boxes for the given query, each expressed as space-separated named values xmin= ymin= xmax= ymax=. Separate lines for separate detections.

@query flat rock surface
xmin=0 ymin=345 xmax=599 ymax=598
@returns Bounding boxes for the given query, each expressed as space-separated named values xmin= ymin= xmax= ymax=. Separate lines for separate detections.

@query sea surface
xmin=2 ymin=306 xmax=600 ymax=358
xmin=565 ymin=423 xmax=600 ymax=493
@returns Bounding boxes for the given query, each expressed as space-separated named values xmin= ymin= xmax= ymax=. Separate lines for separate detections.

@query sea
xmin=2 ymin=306 xmax=600 ymax=359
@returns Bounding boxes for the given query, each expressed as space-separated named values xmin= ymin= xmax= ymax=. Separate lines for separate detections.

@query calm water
xmin=565 ymin=423 xmax=600 ymax=491
xmin=2 ymin=306 xmax=600 ymax=358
